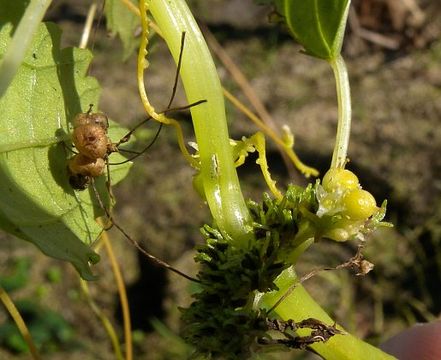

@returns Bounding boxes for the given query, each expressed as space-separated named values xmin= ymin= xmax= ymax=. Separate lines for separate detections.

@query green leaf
xmin=0 ymin=22 xmax=132 ymax=280
xmin=280 ymin=0 xmax=350 ymax=60
xmin=105 ymin=0 xmax=140 ymax=61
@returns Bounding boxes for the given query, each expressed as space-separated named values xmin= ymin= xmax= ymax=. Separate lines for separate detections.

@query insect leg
xmin=90 ymin=178 xmax=199 ymax=283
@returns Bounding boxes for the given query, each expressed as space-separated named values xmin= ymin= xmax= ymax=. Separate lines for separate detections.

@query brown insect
xmin=65 ymin=32 xmax=205 ymax=282
xmin=67 ymin=32 xmax=204 ymax=191
xmin=65 ymin=103 xmax=200 ymax=282
xmin=67 ymin=107 xmax=113 ymax=190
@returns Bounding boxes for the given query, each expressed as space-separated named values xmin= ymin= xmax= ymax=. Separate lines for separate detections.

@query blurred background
xmin=1 ymin=0 xmax=440 ymax=358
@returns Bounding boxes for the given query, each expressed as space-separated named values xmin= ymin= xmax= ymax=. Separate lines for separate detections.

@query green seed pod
xmin=342 ymin=188 xmax=377 ymax=220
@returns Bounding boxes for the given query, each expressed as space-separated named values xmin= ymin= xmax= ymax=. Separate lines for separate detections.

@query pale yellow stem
xmin=102 ymin=231 xmax=133 ymax=360
xmin=0 ymin=286 xmax=41 ymax=360
xmin=224 ymin=89 xmax=319 ymax=177
xmin=80 ymin=279 xmax=124 ymax=360
xmin=252 ymin=132 xmax=284 ymax=200
xmin=79 ymin=2 xmax=98 ymax=49
xmin=120 ymin=0 xmax=140 ymax=17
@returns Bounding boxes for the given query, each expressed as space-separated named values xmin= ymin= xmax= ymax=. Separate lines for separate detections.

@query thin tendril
xmin=90 ymin=179 xmax=200 ymax=283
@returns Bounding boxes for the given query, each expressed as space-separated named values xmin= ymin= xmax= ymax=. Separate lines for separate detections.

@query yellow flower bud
xmin=322 ymin=168 xmax=359 ymax=192
xmin=342 ymin=189 xmax=377 ymax=220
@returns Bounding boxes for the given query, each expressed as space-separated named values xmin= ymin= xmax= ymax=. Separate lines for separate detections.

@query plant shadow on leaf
xmin=53 ymin=44 xmax=83 ymax=125
xmin=46 ymin=138 xmax=110 ymax=224
xmin=0 ymin=0 xmax=28 ymax=30
xmin=47 ymin=140 xmax=73 ymax=192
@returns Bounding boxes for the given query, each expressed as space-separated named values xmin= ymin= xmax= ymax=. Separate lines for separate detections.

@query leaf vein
xmin=313 ymin=0 xmax=331 ymax=57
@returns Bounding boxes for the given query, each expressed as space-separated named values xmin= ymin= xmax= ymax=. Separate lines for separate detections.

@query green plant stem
xmin=260 ymin=268 xmax=396 ymax=360
xmin=329 ymin=54 xmax=351 ymax=168
xmin=144 ymin=0 xmax=254 ymax=247
xmin=0 ymin=0 xmax=53 ymax=97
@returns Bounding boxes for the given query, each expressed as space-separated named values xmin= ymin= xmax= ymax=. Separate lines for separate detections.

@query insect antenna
xmin=109 ymin=99 xmax=206 ymax=166
xmin=112 ymin=31 xmax=206 ymax=164
xmin=116 ymin=31 xmax=189 ymax=150
xmin=117 ymin=149 xmax=143 ymax=155
xmin=90 ymin=178 xmax=199 ymax=283
xmin=167 ymin=31 xmax=187 ymax=109
xmin=109 ymin=122 xmax=163 ymax=165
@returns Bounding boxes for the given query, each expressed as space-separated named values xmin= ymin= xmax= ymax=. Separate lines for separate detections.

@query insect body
xmin=65 ymin=105 xmax=198 ymax=282
xmin=71 ymin=110 xmax=111 ymax=160
xmin=67 ymin=106 xmax=117 ymax=190
xmin=67 ymin=32 xmax=205 ymax=190
xmin=68 ymin=156 xmax=105 ymax=190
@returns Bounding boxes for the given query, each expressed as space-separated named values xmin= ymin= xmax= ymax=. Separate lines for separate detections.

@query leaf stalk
xmin=330 ymin=54 xmax=352 ymax=168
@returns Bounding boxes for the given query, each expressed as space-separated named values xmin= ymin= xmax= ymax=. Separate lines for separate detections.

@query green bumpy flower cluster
xmin=181 ymin=171 xmax=388 ymax=358
xmin=181 ymin=185 xmax=317 ymax=358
